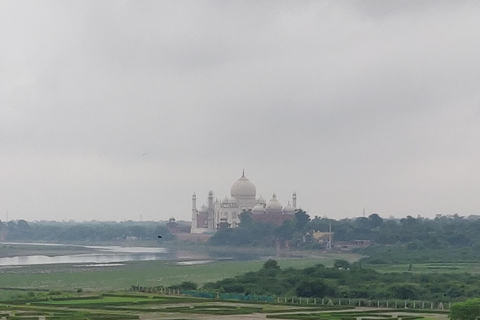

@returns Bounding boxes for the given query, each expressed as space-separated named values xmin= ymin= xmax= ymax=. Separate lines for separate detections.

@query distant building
xmin=312 ymin=231 xmax=334 ymax=250
xmin=335 ymin=239 xmax=371 ymax=250
xmin=166 ymin=218 xmax=191 ymax=234
xmin=191 ymin=172 xmax=297 ymax=234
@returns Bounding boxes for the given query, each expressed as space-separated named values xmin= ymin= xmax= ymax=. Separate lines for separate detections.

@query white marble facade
xmin=191 ymin=172 xmax=297 ymax=234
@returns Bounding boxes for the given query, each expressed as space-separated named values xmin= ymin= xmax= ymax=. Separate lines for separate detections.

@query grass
xmin=163 ymin=305 xmax=264 ymax=315
xmin=0 ymin=253 xmax=360 ymax=291
xmin=265 ymin=310 xmax=433 ymax=320
xmin=0 ymin=293 xmax=449 ymax=320
xmin=35 ymin=296 xmax=157 ymax=305
xmin=366 ymin=262 xmax=480 ymax=274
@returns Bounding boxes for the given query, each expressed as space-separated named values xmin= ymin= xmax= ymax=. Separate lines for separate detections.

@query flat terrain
xmin=0 ymin=243 xmax=93 ymax=258
xmin=0 ymin=243 xmax=457 ymax=320
xmin=0 ymin=242 xmax=362 ymax=291
xmin=368 ymin=262 xmax=480 ymax=274
xmin=0 ymin=293 xmax=450 ymax=320
xmin=0 ymin=253 xmax=361 ymax=291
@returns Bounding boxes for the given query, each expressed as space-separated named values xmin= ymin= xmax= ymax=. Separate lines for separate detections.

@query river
xmin=0 ymin=243 xmax=170 ymax=267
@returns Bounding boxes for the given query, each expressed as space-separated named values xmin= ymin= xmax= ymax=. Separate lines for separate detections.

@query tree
xmin=169 ymin=281 xmax=198 ymax=290
xmin=207 ymin=228 xmax=234 ymax=245
xmin=273 ymin=220 xmax=295 ymax=240
xmin=388 ymin=283 xmax=422 ymax=300
xmin=259 ymin=259 xmax=281 ymax=277
xmin=368 ymin=214 xmax=383 ymax=228
xmin=354 ymin=217 xmax=373 ymax=233
xmin=230 ymin=227 xmax=254 ymax=246
xmin=17 ymin=220 xmax=30 ymax=229
xmin=294 ymin=210 xmax=310 ymax=232
xmin=295 ymin=279 xmax=331 ymax=297
xmin=450 ymin=298 xmax=480 ymax=320
xmin=263 ymin=259 xmax=280 ymax=270
xmin=334 ymin=259 xmax=350 ymax=270
xmin=239 ymin=210 xmax=254 ymax=228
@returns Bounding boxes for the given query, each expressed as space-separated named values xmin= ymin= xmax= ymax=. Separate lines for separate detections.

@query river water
xmin=0 ymin=243 xmax=170 ymax=267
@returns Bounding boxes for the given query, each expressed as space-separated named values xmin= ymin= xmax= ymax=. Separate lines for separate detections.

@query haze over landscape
xmin=2 ymin=1 xmax=480 ymax=222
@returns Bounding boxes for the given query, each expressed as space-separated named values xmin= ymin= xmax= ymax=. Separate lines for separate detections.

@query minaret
xmin=191 ymin=193 xmax=197 ymax=232
xmin=208 ymin=191 xmax=214 ymax=209
xmin=192 ymin=193 xmax=197 ymax=210
xmin=207 ymin=191 xmax=214 ymax=231
xmin=292 ymin=192 xmax=297 ymax=208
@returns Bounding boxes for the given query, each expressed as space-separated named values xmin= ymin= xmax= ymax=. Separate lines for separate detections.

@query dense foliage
xmin=209 ymin=212 xmax=480 ymax=263
xmin=450 ymin=298 xmax=480 ymax=320
xmin=208 ymin=210 xmax=313 ymax=247
xmin=0 ymin=220 xmax=174 ymax=242
xmin=351 ymin=215 xmax=480 ymax=263
xmin=202 ymin=259 xmax=480 ymax=301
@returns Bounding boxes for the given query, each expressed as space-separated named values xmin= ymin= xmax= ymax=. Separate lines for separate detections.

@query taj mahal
xmin=191 ymin=172 xmax=298 ymax=234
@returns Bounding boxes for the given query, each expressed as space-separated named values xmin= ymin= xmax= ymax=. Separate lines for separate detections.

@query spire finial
xmin=242 ymin=169 xmax=245 ymax=177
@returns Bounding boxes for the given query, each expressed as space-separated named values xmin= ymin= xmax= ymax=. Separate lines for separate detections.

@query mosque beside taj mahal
xmin=191 ymin=172 xmax=298 ymax=234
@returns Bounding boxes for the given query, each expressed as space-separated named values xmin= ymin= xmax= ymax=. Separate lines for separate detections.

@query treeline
xmin=208 ymin=211 xmax=314 ymax=247
xmin=198 ymin=259 xmax=480 ymax=302
xmin=334 ymin=214 xmax=480 ymax=247
xmin=0 ymin=220 xmax=173 ymax=242
xmin=208 ymin=211 xmax=480 ymax=262
xmin=359 ymin=243 xmax=480 ymax=264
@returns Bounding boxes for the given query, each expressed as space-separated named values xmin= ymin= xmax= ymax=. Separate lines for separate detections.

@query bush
xmin=450 ymin=298 xmax=480 ymax=320
xmin=170 ymin=281 xmax=198 ymax=291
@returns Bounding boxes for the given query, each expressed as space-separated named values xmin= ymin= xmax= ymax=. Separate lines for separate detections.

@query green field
xmin=0 ymin=252 xmax=361 ymax=291
xmin=367 ymin=262 xmax=480 ymax=274
xmin=0 ymin=292 xmax=450 ymax=320
xmin=0 ymin=244 xmax=457 ymax=320
xmin=35 ymin=295 xmax=158 ymax=305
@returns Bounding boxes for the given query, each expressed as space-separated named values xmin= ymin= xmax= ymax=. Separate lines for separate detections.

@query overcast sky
xmin=2 ymin=1 xmax=480 ymax=222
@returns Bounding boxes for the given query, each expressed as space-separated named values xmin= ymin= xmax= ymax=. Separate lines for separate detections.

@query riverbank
xmin=0 ymin=242 xmax=94 ymax=258
xmin=0 ymin=255 xmax=360 ymax=291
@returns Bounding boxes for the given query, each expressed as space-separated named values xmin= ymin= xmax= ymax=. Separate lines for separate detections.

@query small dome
xmin=283 ymin=201 xmax=295 ymax=214
xmin=231 ymin=172 xmax=256 ymax=198
xmin=228 ymin=197 xmax=237 ymax=204
xmin=266 ymin=194 xmax=282 ymax=211
xmin=222 ymin=196 xmax=229 ymax=203
xmin=256 ymin=195 xmax=266 ymax=204
xmin=252 ymin=203 xmax=265 ymax=214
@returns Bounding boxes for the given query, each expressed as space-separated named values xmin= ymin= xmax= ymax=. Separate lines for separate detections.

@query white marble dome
xmin=266 ymin=194 xmax=282 ymax=211
xmin=252 ymin=203 xmax=265 ymax=214
xmin=283 ymin=201 xmax=295 ymax=214
xmin=231 ymin=173 xmax=256 ymax=198
xmin=256 ymin=195 xmax=266 ymax=204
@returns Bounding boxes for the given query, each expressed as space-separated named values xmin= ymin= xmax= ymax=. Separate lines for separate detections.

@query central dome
xmin=230 ymin=172 xmax=256 ymax=198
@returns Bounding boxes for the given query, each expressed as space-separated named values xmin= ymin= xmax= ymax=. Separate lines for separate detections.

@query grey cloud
xmin=2 ymin=1 xmax=480 ymax=221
